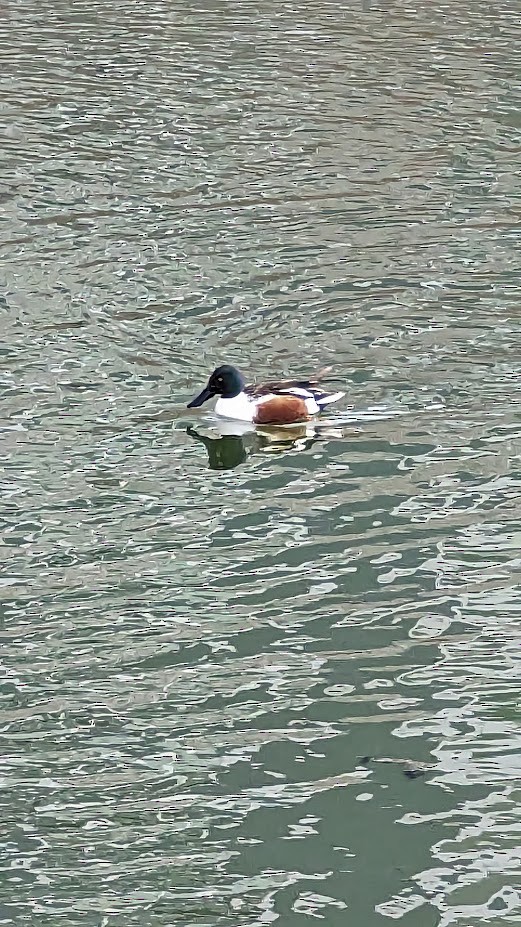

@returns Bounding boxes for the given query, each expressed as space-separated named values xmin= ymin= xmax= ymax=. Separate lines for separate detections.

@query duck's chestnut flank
xmin=253 ymin=395 xmax=309 ymax=425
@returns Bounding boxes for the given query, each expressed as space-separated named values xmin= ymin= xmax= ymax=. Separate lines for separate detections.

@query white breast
xmin=215 ymin=393 xmax=255 ymax=421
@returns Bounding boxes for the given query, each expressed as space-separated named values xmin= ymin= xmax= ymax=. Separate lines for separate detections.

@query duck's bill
xmin=187 ymin=385 xmax=214 ymax=408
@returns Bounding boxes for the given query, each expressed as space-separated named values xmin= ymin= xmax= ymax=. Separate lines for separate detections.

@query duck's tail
xmin=315 ymin=389 xmax=345 ymax=407
xmin=310 ymin=367 xmax=344 ymax=407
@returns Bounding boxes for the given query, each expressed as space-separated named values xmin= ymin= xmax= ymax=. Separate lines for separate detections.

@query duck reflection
xmin=187 ymin=421 xmax=344 ymax=470
xmin=187 ymin=427 xmax=249 ymax=469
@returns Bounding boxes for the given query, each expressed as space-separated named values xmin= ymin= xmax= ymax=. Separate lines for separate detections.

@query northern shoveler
xmin=187 ymin=364 xmax=344 ymax=425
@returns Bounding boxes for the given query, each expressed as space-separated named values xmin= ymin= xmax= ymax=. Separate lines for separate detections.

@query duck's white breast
xmin=215 ymin=393 xmax=255 ymax=421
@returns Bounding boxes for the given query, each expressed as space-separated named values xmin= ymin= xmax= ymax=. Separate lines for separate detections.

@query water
xmin=1 ymin=0 xmax=520 ymax=923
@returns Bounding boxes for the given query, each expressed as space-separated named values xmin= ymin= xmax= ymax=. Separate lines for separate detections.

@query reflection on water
xmin=188 ymin=426 xmax=250 ymax=469
xmin=1 ymin=0 xmax=521 ymax=924
xmin=187 ymin=420 xmax=348 ymax=469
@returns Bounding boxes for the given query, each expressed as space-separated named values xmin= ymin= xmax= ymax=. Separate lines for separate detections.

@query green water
xmin=1 ymin=0 xmax=520 ymax=924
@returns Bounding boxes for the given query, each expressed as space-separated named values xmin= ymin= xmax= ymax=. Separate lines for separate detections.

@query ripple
xmin=1 ymin=0 xmax=521 ymax=924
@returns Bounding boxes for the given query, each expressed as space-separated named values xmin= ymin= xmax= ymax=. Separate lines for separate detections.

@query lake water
xmin=1 ymin=0 xmax=520 ymax=924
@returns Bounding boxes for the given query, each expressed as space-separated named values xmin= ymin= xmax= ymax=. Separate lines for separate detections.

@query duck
xmin=187 ymin=364 xmax=344 ymax=425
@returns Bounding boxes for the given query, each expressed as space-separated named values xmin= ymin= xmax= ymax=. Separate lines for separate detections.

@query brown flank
xmin=253 ymin=395 xmax=309 ymax=425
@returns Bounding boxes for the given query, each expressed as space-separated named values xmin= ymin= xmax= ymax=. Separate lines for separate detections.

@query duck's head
xmin=187 ymin=365 xmax=245 ymax=408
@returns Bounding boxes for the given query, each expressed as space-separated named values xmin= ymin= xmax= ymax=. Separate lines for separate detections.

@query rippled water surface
xmin=1 ymin=0 xmax=521 ymax=923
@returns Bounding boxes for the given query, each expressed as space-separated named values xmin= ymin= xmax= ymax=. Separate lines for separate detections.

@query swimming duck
xmin=187 ymin=364 xmax=344 ymax=425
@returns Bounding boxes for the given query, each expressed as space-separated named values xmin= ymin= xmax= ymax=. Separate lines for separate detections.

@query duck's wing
xmin=245 ymin=367 xmax=334 ymax=399
xmin=245 ymin=368 xmax=343 ymax=406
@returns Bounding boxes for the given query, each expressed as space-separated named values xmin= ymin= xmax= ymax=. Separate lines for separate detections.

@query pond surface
xmin=1 ymin=0 xmax=520 ymax=924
